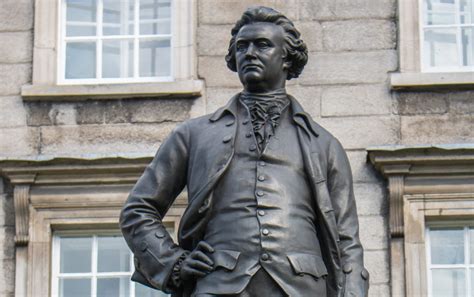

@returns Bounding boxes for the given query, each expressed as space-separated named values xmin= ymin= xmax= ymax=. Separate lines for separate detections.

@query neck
xmin=241 ymin=87 xmax=287 ymax=96
xmin=243 ymin=80 xmax=287 ymax=94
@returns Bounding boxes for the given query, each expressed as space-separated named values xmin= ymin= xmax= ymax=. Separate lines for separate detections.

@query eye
xmin=257 ymin=40 xmax=271 ymax=49
xmin=236 ymin=42 xmax=247 ymax=52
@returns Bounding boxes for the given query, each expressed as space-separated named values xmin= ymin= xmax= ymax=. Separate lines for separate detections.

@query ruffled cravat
xmin=240 ymin=89 xmax=289 ymax=152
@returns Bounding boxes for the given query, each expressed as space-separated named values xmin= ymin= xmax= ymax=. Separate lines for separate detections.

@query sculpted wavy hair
xmin=225 ymin=6 xmax=308 ymax=80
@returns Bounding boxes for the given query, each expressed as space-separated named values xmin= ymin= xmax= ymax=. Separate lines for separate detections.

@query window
xmin=368 ymin=146 xmax=474 ymax=297
xmin=0 ymin=157 xmax=187 ymax=297
xmin=421 ymin=0 xmax=474 ymax=72
xmin=426 ymin=226 xmax=474 ymax=297
xmin=390 ymin=0 xmax=474 ymax=89
xmin=22 ymin=0 xmax=201 ymax=99
xmin=60 ymin=0 xmax=172 ymax=84
xmin=51 ymin=233 xmax=169 ymax=297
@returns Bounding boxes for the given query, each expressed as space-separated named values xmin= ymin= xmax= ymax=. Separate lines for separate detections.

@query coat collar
xmin=209 ymin=92 xmax=319 ymax=137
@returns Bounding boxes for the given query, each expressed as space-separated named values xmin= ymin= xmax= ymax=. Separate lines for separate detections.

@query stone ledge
xmin=390 ymin=72 xmax=474 ymax=90
xmin=21 ymin=80 xmax=204 ymax=101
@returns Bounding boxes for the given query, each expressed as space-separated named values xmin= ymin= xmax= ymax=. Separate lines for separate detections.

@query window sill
xmin=390 ymin=72 xmax=474 ymax=90
xmin=21 ymin=80 xmax=204 ymax=101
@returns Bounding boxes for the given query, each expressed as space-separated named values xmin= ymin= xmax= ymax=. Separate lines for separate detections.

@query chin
xmin=240 ymin=72 xmax=263 ymax=85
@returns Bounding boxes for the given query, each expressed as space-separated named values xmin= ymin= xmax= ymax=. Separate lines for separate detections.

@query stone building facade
xmin=0 ymin=0 xmax=473 ymax=297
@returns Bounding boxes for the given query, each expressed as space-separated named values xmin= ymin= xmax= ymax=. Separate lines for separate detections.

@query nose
xmin=245 ymin=43 xmax=257 ymax=59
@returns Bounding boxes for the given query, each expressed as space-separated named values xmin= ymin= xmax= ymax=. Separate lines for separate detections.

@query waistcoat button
xmin=245 ymin=132 xmax=252 ymax=138
xmin=249 ymin=144 xmax=257 ymax=151
xmin=262 ymin=228 xmax=269 ymax=235
xmin=261 ymin=253 xmax=269 ymax=261
xmin=256 ymin=191 xmax=264 ymax=196
xmin=258 ymin=175 xmax=265 ymax=181
xmin=222 ymin=135 xmax=232 ymax=143
xmin=258 ymin=210 xmax=265 ymax=216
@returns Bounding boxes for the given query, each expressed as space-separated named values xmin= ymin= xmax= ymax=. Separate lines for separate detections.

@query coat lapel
xmin=293 ymin=106 xmax=342 ymax=297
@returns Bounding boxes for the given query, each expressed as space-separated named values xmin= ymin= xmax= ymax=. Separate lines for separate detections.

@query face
xmin=235 ymin=22 xmax=288 ymax=92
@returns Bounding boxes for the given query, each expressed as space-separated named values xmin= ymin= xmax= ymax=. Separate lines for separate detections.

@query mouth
xmin=242 ymin=64 xmax=262 ymax=70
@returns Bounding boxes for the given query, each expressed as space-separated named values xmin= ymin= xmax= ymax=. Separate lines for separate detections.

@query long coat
xmin=120 ymin=94 xmax=369 ymax=297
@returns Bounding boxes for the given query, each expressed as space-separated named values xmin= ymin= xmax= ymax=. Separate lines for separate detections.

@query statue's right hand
xmin=180 ymin=241 xmax=215 ymax=280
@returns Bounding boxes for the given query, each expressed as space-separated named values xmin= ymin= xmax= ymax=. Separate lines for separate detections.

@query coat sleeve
xmin=327 ymin=137 xmax=369 ymax=297
xmin=120 ymin=122 xmax=190 ymax=293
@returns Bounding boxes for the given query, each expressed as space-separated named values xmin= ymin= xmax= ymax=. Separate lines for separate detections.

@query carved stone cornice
xmin=0 ymin=156 xmax=154 ymax=247
xmin=368 ymin=145 xmax=474 ymax=237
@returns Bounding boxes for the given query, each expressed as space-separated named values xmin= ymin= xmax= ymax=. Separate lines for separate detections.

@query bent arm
xmin=120 ymin=122 xmax=190 ymax=292
xmin=327 ymin=138 xmax=369 ymax=297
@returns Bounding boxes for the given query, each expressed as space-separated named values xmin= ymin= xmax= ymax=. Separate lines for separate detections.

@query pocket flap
xmin=212 ymin=250 xmax=240 ymax=271
xmin=287 ymin=253 xmax=328 ymax=278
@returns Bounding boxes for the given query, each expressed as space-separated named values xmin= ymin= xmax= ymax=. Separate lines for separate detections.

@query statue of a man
xmin=120 ymin=6 xmax=369 ymax=297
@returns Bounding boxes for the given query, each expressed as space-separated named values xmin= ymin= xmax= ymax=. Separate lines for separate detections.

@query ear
xmin=283 ymin=59 xmax=292 ymax=71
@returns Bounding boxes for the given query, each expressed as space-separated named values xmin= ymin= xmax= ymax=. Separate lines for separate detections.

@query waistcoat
xmin=194 ymin=100 xmax=327 ymax=296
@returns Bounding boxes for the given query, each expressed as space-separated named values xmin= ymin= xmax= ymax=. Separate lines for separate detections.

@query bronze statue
xmin=120 ymin=6 xmax=369 ymax=297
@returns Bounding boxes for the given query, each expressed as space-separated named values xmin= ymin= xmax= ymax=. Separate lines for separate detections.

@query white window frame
xmin=51 ymin=230 xmax=174 ymax=297
xmin=57 ymin=0 xmax=174 ymax=85
xmin=390 ymin=0 xmax=474 ymax=89
xmin=419 ymin=0 xmax=474 ymax=73
xmin=22 ymin=0 xmax=202 ymax=99
xmin=425 ymin=223 xmax=474 ymax=297
xmin=51 ymin=231 xmax=132 ymax=297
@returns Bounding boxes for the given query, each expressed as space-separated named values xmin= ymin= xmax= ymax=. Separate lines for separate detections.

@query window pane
xmin=66 ymin=0 xmax=97 ymax=37
xmin=430 ymin=228 xmax=464 ymax=265
xmin=136 ymin=282 xmax=168 ymax=297
xmin=139 ymin=39 xmax=171 ymax=77
xmin=140 ymin=19 xmax=171 ymax=35
xmin=66 ymin=0 xmax=97 ymax=22
xmin=462 ymin=28 xmax=474 ymax=66
xmin=424 ymin=0 xmax=456 ymax=25
xmin=424 ymin=29 xmax=459 ymax=68
xmin=140 ymin=0 xmax=171 ymax=35
xmin=471 ymin=269 xmax=474 ymax=297
xmin=66 ymin=42 xmax=97 ymax=79
xmin=97 ymin=277 xmax=130 ymax=297
xmin=140 ymin=0 xmax=171 ymax=19
xmin=60 ymin=237 xmax=92 ymax=273
xmin=460 ymin=0 xmax=473 ymax=24
xmin=470 ymin=228 xmax=474 ymax=264
xmin=97 ymin=236 xmax=131 ymax=272
xmin=103 ymin=0 xmax=134 ymax=35
xmin=59 ymin=278 xmax=91 ymax=297
xmin=432 ymin=269 xmax=466 ymax=297
xmin=102 ymin=40 xmax=134 ymax=79
xmin=66 ymin=26 xmax=96 ymax=37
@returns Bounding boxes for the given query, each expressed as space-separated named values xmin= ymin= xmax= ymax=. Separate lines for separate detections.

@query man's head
xmin=225 ymin=6 xmax=308 ymax=92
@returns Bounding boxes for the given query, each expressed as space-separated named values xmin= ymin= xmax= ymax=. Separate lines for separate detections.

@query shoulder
xmin=169 ymin=108 xmax=226 ymax=143
xmin=177 ymin=112 xmax=216 ymax=133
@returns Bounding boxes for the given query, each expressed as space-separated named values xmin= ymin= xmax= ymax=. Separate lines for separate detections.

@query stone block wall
xmin=397 ymin=91 xmax=474 ymax=145
xmin=0 ymin=1 xmax=34 ymax=295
